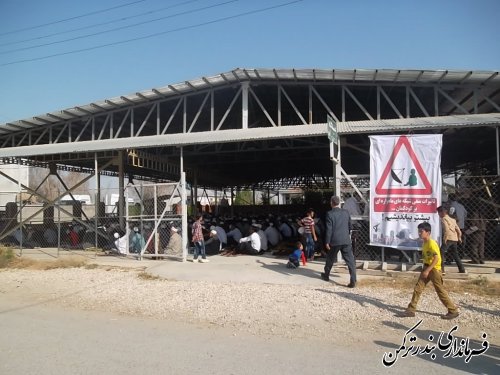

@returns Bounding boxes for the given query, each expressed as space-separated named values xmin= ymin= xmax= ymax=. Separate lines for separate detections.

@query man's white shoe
xmin=199 ymin=258 xmax=210 ymax=263
xmin=191 ymin=258 xmax=198 ymax=263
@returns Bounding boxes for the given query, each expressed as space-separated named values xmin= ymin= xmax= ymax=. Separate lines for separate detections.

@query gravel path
xmin=1 ymin=267 xmax=499 ymax=344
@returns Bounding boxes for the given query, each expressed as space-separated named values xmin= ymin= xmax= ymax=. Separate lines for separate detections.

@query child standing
xmin=287 ymin=242 xmax=307 ymax=269
xmin=298 ymin=209 xmax=317 ymax=261
xmin=191 ymin=214 xmax=209 ymax=263
xmin=401 ymin=222 xmax=459 ymax=320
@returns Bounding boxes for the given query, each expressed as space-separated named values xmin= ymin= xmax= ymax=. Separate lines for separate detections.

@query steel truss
xmin=1 ymin=72 xmax=499 ymax=149
xmin=0 ymin=69 xmax=498 ymax=192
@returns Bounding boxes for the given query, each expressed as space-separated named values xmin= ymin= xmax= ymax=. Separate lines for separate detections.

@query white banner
xmin=369 ymin=135 xmax=442 ymax=248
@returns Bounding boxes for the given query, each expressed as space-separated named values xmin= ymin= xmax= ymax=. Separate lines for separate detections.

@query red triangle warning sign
xmin=375 ymin=136 xmax=432 ymax=195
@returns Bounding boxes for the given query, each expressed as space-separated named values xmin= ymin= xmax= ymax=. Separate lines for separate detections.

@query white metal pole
xmin=118 ymin=151 xmax=125 ymax=230
xmin=181 ymin=147 xmax=188 ymax=261
xmin=154 ymin=184 xmax=158 ymax=256
xmin=242 ymin=82 xmax=249 ymax=129
xmin=94 ymin=153 xmax=99 ymax=250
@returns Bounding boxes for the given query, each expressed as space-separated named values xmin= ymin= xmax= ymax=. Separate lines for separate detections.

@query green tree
xmin=234 ymin=190 xmax=252 ymax=205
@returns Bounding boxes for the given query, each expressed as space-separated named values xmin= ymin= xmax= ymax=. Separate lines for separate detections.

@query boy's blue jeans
xmin=194 ymin=241 xmax=207 ymax=259
xmin=305 ymin=233 xmax=314 ymax=258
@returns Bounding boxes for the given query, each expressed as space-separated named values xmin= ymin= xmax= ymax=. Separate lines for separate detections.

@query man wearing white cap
xmin=205 ymin=229 xmax=221 ymax=255
xmin=129 ymin=226 xmax=145 ymax=254
xmin=214 ymin=221 xmax=227 ymax=249
xmin=165 ymin=226 xmax=182 ymax=257
xmin=113 ymin=232 xmax=127 ymax=255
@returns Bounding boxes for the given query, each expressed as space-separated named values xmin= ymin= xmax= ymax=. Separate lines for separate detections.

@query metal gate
xmin=124 ymin=179 xmax=186 ymax=260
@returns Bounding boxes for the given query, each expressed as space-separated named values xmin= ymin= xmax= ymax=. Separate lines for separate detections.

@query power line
xmin=0 ymin=0 xmax=147 ymax=37
xmin=1 ymin=0 xmax=304 ymax=67
xmin=0 ymin=0 xmax=204 ymax=48
xmin=0 ymin=0 xmax=238 ymax=55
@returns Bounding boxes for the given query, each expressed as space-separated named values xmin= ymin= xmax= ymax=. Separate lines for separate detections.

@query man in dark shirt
xmin=321 ymin=195 xmax=357 ymax=288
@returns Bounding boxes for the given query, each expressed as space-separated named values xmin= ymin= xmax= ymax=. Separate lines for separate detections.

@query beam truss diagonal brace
xmin=344 ymin=86 xmax=374 ymax=121
xmin=248 ymin=87 xmax=277 ymax=127
xmin=0 ymin=158 xmax=116 ymax=242
xmin=311 ymin=85 xmax=340 ymax=123
xmin=280 ymin=86 xmax=307 ymax=125
xmin=437 ymin=88 xmax=469 ymax=114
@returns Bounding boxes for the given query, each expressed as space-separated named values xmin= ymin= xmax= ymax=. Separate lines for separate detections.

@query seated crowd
xmin=184 ymin=210 xmax=326 ymax=261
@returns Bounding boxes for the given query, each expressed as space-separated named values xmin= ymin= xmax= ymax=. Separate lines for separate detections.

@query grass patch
xmin=137 ymin=271 xmax=161 ymax=281
xmin=1 ymin=247 xmax=87 ymax=270
xmin=359 ymin=275 xmax=500 ymax=297
xmin=11 ymin=257 xmax=87 ymax=270
xmin=0 ymin=247 xmax=16 ymax=268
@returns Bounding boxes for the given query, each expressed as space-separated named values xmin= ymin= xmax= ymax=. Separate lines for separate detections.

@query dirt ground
xmin=0 ymin=264 xmax=498 ymax=374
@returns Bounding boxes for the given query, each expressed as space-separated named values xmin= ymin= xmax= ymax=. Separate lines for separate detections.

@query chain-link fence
xmin=338 ymin=174 xmax=500 ymax=262
xmin=0 ymin=196 xmax=111 ymax=257
xmin=1 ymin=165 xmax=498 ymax=262
xmin=0 ymin=174 xmax=184 ymax=260
xmin=339 ymin=175 xmax=375 ymax=260
xmin=124 ymin=182 xmax=183 ymax=259
xmin=448 ymin=175 xmax=500 ymax=261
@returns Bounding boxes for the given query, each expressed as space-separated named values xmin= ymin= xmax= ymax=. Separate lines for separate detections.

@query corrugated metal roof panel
xmin=313 ymin=69 xmax=334 ymax=80
xmin=1 ymin=68 xmax=499 ymax=134
xmin=0 ymin=123 xmax=328 ymax=158
xmin=338 ymin=113 xmax=500 ymax=134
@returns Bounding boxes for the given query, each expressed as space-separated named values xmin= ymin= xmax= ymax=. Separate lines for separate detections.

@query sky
xmin=0 ymin=0 xmax=499 ymax=124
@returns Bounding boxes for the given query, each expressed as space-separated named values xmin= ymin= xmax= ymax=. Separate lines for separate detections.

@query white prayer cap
xmin=171 ymin=227 xmax=179 ymax=232
xmin=113 ymin=232 xmax=120 ymax=239
xmin=210 ymin=229 xmax=217 ymax=235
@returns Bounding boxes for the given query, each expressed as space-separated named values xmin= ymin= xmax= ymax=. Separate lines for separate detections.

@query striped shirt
xmin=192 ymin=221 xmax=204 ymax=242
xmin=300 ymin=216 xmax=315 ymax=234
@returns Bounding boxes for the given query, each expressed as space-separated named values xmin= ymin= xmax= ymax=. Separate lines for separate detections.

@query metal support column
xmin=94 ymin=154 xmax=99 ymax=249
xmin=242 ymin=81 xmax=249 ymax=129
xmin=193 ymin=171 xmax=198 ymax=214
xmin=180 ymin=147 xmax=188 ymax=261
xmin=118 ymin=150 xmax=125 ymax=230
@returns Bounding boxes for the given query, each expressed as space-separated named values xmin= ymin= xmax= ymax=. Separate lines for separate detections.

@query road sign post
xmin=327 ymin=115 xmax=341 ymax=195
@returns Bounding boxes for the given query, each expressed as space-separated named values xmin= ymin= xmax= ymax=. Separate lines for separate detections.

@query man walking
xmin=321 ymin=195 xmax=357 ymax=288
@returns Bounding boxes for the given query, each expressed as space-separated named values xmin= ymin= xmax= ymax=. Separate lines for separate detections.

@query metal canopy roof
xmin=340 ymin=113 xmax=500 ymax=133
xmin=0 ymin=123 xmax=327 ymax=158
xmin=0 ymin=113 xmax=498 ymax=159
xmin=1 ymin=68 xmax=499 ymax=135
xmin=0 ymin=67 xmax=499 ymax=189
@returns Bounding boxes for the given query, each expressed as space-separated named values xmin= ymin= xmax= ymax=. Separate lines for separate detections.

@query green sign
xmin=327 ymin=114 xmax=338 ymax=145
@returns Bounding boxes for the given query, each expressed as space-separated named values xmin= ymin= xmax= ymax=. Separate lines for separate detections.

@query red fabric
xmin=69 ymin=231 xmax=79 ymax=246
xmin=301 ymin=251 xmax=307 ymax=266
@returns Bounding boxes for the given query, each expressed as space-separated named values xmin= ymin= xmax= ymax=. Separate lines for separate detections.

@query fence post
xmin=181 ymin=172 xmax=188 ymax=262
xmin=57 ymin=202 xmax=61 ymax=258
